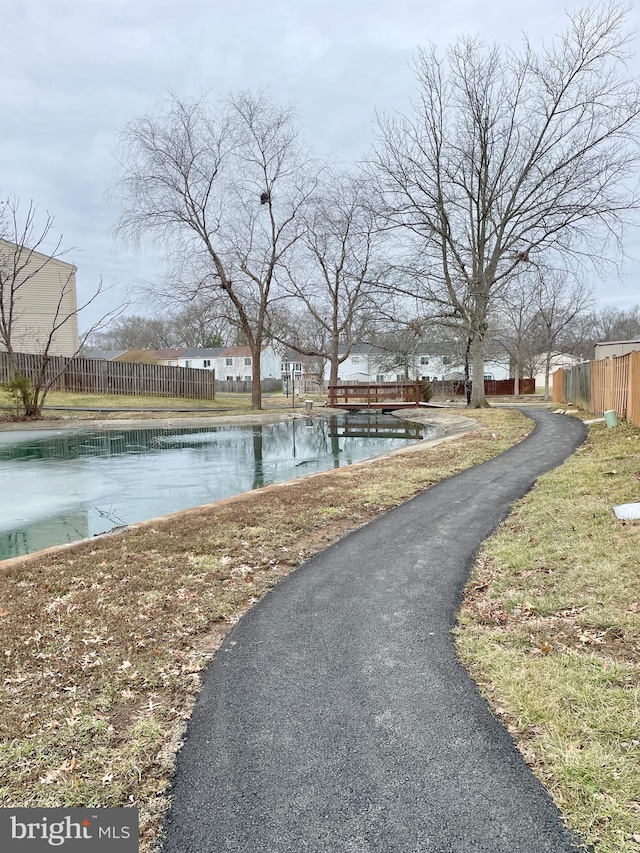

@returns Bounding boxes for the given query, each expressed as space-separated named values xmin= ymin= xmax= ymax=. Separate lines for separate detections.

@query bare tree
xmin=570 ymin=303 xmax=640 ymax=359
xmin=278 ymin=172 xmax=385 ymax=385
xmin=370 ymin=3 xmax=640 ymax=406
xmin=86 ymin=298 xmax=232 ymax=351
xmin=0 ymin=196 xmax=122 ymax=418
xmin=113 ymin=91 xmax=318 ymax=408
xmin=86 ymin=314 xmax=177 ymax=351
xmin=170 ymin=297 xmax=231 ymax=347
xmin=493 ymin=276 xmax=543 ymax=394
xmin=532 ymin=271 xmax=594 ymax=399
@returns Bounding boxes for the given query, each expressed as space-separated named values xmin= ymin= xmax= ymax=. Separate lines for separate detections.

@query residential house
xmin=114 ymin=343 xmax=283 ymax=382
xmin=281 ymin=349 xmax=326 ymax=384
xmin=532 ymin=352 xmax=584 ymax=391
xmin=150 ymin=348 xmax=189 ymax=366
xmin=84 ymin=349 xmax=129 ymax=362
xmin=175 ymin=347 xmax=223 ymax=370
xmin=594 ymin=338 xmax=640 ymax=359
xmin=0 ymin=239 xmax=79 ymax=356
xmin=323 ymin=343 xmax=509 ymax=384
xmin=218 ymin=345 xmax=281 ymax=382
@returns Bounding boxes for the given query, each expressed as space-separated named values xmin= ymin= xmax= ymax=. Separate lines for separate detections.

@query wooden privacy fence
xmin=0 ymin=352 xmax=216 ymax=400
xmin=214 ymin=378 xmax=282 ymax=394
xmin=553 ymin=361 xmax=591 ymax=411
xmin=431 ymin=377 xmax=535 ymax=398
xmin=554 ymin=351 xmax=640 ymax=428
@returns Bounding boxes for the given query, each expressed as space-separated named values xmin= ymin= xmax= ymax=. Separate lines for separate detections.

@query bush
xmin=418 ymin=379 xmax=433 ymax=402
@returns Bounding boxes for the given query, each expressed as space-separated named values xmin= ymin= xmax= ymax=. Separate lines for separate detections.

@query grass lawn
xmin=457 ymin=419 xmax=640 ymax=852
xmin=0 ymin=408 xmax=530 ymax=851
xmin=1 ymin=407 xmax=637 ymax=852
xmin=0 ymin=389 xmax=293 ymax=419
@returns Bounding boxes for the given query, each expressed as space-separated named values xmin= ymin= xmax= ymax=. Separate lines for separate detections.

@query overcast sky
xmin=3 ymin=0 xmax=640 ymax=329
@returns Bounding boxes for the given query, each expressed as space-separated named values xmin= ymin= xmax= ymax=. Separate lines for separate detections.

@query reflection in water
xmin=0 ymin=413 xmax=432 ymax=559
xmin=328 ymin=413 xmax=423 ymax=441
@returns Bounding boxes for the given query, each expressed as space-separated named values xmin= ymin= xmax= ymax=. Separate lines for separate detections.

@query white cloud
xmin=1 ymin=0 xmax=639 ymax=325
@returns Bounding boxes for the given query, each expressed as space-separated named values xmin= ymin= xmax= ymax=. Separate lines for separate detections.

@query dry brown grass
xmin=457 ymin=419 xmax=640 ymax=853
xmin=0 ymin=408 xmax=530 ymax=850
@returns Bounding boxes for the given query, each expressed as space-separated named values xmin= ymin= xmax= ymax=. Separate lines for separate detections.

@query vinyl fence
xmin=553 ymin=351 xmax=640 ymax=428
xmin=0 ymin=352 xmax=216 ymax=400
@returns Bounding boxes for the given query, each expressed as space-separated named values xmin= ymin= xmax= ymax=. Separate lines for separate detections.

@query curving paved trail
xmin=162 ymin=410 xmax=588 ymax=853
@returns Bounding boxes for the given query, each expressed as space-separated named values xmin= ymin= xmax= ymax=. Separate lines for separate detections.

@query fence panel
xmin=612 ymin=356 xmax=629 ymax=418
xmin=628 ymin=351 xmax=640 ymax=429
xmin=557 ymin=354 xmax=640 ymax=425
xmin=552 ymin=369 xmax=564 ymax=403
xmin=0 ymin=352 xmax=216 ymax=400
xmin=561 ymin=362 xmax=592 ymax=412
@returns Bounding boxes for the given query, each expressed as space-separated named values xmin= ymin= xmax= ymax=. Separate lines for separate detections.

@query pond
xmin=0 ymin=413 xmax=433 ymax=560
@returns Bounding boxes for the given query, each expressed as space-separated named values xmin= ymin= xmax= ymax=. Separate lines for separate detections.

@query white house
xmin=532 ymin=352 xmax=584 ymax=391
xmin=0 ymin=239 xmax=79 ymax=356
xmin=174 ymin=347 xmax=223 ymax=370
xmin=322 ymin=343 xmax=509 ymax=383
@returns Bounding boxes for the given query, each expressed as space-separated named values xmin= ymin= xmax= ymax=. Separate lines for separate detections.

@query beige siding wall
xmin=0 ymin=242 xmax=79 ymax=356
xmin=594 ymin=341 xmax=640 ymax=359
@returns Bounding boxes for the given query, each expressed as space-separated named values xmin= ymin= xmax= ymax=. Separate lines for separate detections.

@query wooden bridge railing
xmin=328 ymin=382 xmax=423 ymax=407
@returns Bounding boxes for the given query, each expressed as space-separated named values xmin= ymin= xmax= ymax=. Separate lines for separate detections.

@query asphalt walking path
xmin=162 ymin=410 xmax=588 ymax=853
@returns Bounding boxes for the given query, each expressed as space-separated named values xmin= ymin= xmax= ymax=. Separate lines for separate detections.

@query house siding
xmin=0 ymin=241 xmax=79 ymax=356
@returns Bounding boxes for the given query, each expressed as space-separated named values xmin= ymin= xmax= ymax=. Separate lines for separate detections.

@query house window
xmin=243 ymin=375 xmax=251 ymax=382
xmin=226 ymin=376 xmax=233 ymax=381
xmin=185 ymin=360 xmax=192 ymax=368
xmin=167 ymin=360 xmax=175 ymax=366
xmin=396 ymin=374 xmax=404 ymax=382
xmin=226 ymin=358 xmax=233 ymax=366
xmin=203 ymin=359 xmax=211 ymax=368
xmin=351 ymin=356 xmax=360 ymax=364
xmin=244 ymin=357 xmax=252 ymax=366
xmin=420 ymin=356 xmax=429 ymax=365
xmin=442 ymin=356 xmax=451 ymax=365
xmin=376 ymin=374 xmax=385 ymax=384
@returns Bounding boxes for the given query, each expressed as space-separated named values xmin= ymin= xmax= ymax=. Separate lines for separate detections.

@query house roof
xmin=182 ymin=347 xmax=224 ymax=358
xmin=0 ymin=238 xmax=77 ymax=272
xmin=219 ymin=344 xmax=275 ymax=357
xmin=150 ymin=348 xmax=189 ymax=359
xmin=85 ymin=349 xmax=128 ymax=361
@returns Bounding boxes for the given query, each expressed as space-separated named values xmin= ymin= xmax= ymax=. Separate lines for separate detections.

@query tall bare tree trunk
xmin=329 ymin=334 xmax=340 ymax=386
xmin=251 ymin=343 xmax=262 ymax=409
xmin=470 ymin=335 xmax=487 ymax=408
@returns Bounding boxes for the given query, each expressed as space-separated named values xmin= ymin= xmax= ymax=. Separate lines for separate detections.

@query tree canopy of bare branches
xmin=86 ymin=299 xmax=232 ymax=352
xmin=0 ymin=195 xmax=122 ymax=417
xmin=370 ymin=3 xmax=640 ymax=406
xmin=275 ymin=171 xmax=385 ymax=384
xmin=113 ymin=91 xmax=319 ymax=408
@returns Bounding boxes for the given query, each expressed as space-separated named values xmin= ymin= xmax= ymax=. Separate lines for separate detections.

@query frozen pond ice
xmin=0 ymin=413 xmax=431 ymax=560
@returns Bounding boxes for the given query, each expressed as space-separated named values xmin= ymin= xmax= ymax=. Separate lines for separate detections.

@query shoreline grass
xmin=0 ymin=389 xmax=295 ymax=420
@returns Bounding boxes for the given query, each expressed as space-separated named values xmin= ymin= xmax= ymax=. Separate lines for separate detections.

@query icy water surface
xmin=0 ymin=413 xmax=431 ymax=559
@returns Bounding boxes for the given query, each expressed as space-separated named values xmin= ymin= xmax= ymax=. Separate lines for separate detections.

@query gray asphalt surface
xmin=162 ymin=410 xmax=588 ymax=853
